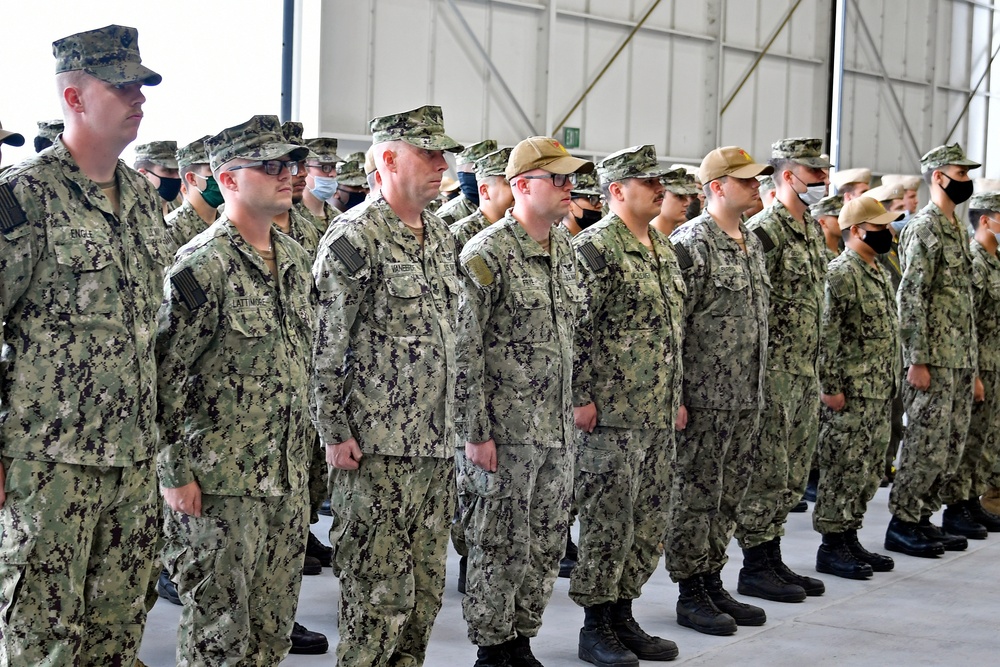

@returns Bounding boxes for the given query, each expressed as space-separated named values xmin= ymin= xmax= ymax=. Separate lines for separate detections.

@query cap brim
xmin=235 ymin=143 xmax=310 ymax=162
xmin=401 ymin=135 xmax=465 ymax=154
xmin=571 ymin=188 xmax=602 ymax=197
xmin=312 ymin=153 xmax=343 ymax=163
xmin=0 ymin=130 xmax=25 ymax=147
xmin=856 ymin=210 xmax=904 ymax=227
xmin=953 ymin=158 xmax=982 ymax=168
xmin=792 ymin=156 xmax=833 ymax=169
xmin=87 ymin=62 xmax=162 ymax=86
xmin=541 ymin=154 xmax=595 ymax=175
xmin=729 ymin=163 xmax=774 ymax=179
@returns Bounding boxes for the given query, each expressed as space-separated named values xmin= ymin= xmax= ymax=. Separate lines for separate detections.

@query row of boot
xmin=885 ymin=496 xmax=1000 ymax=559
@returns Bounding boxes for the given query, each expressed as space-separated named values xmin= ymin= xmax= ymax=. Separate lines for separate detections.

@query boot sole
xmin=676 ymin=612 xmax=737 ymax=636
xmin=736 ymin=583 xmax=806 ymax=603
xmin=578 ymin=646 xmax=640 ymax=667
xmin=816 ymin=562 xmax=873 ymax=580
xmin=883 ymin=540 xmax=943 ymax=558
xmin=942 ymin=527 xmax=988 ymax=540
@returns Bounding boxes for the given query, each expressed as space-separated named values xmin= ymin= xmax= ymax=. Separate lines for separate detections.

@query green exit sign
xmin=562 ymin=127 xmax=580 ymax=149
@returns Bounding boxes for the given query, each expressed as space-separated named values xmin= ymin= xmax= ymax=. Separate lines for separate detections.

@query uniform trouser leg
xmin=165 ymin=489 xmax=307 ymax=667
xmin=0 ymin=458 xmax=157 ymax=667
xmin=889 ymin=366 xmax=974 ymax=521
xmin=664 ymin=408 xmax=759 ymax=581
xmin=452 ymin=449 xmax=469 ymax=558
xmin=884 ymin=393 xmax=904 ymax=474
xmin=736 ymin=371 xmax=819 ymax=548
xmin=954 ymin=370 xmax=1000 ymax=500
xmin=813 ymin=397 xmax=891 ymax=534
xmin=461 ymin=444 xmax=572 ymax=646
xmin=307 ymin=433 xmax=327 ymax=524
xmin=330 ymin=455 xmax=454 ymax=667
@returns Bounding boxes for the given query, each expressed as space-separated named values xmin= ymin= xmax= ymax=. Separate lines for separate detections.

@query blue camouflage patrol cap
xmin=53 ymin=25 xmax=161 ymax=86
xmin=206 ymin=115 xmax=309 ymax=172
xmin=370 ymin=105 xmax=463 ymax=153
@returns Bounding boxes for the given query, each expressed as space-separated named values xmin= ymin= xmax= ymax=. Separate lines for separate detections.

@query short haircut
xmin=969 ymin=208 xmax=995 ymax=226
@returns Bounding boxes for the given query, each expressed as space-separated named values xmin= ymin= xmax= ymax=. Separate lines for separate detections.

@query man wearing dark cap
xmin=134 ymin=140 xmax=182 ymax=216
xmin=665 ymin=147 xmax=771 ymax=637
xmin=166 ymin=135 xmax=221 ymax=249
xmin=274 ymin=121 xmax=321 ymax=258
xmin=311 ymin=104 xmax=462 ymax=665
xmin=561 ymin=171 xmax=606 ymax=237
xmin=331 ymin=150 xmax=370 ymax=215
xmin=33 ymin=119 xmax=63 ymax=153
xmin=450 ymin=147 xmax=514 ymax=248
xmin=157 ymin=115 xmax=316 ymax=663
xmin=0 ymin=120 xmax=24 ymax=168
xmin=570 ymin=145 xmax=684 ymax=666
xmin=0 ymin=24 xmax=168 ymax=665
xmin=651 ymin=168 xmax=692 ymax=237
xmin=887 ymin=144 xmax=981 ymax=556
xmin=456 ymin=135 xmax=592 ymax=666
xmin=437 ymin=139 xmax=499 ymax=225
xmin=737 ymin=138 xmax=830 ymax=604
xmin=301 ymin=137 xmax=343 ymax=233
xmin=810 ymin=194 xmax=844 ymax=261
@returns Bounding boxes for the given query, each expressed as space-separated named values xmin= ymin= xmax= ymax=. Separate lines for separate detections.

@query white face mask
xmin=791 ymin=172 xmax=826 ymax=207
xmin=309 ymin=175 xmax=338 ymax=201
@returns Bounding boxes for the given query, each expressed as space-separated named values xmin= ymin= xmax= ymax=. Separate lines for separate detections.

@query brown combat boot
xmin=981 ymin=487 xmax=1000 ymax=516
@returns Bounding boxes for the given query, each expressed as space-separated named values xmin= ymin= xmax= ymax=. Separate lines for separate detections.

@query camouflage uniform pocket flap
xmin=511 ymin=289 xmax=549 ymax=310
xmin=385 ymin=274 xmax=426 ymax=299
xmin=576 ymin=447 xmax=618 ymax=475
xmin=49 ymin=226 xmax=114 ymax=271
xmin=458 ymin=462 xmax=513 ymax=500
xmin=713 ymin=266 xmax=749 ymax=292
xmin=228 ymin=309 xmax=275 ymax=339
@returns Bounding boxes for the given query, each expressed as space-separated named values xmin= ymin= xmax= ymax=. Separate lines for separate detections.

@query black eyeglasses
xmin=306 ymin=162 xmax=337 ymax=174
xmin=227 ymin=160 xmax=299 ymax=176
xmin=522 ymin=173 xmax=578 ymax=188
xmin=573 ymin=195 xmax=604 ymax=208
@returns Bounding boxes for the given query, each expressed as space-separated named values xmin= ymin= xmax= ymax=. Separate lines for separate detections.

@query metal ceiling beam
xmin=943 ymin=41 xmax=1000 ymax=144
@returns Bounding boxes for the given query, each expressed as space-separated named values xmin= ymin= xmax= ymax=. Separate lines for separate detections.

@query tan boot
xmin=980 ymin=487 xmax=1000 ymax=515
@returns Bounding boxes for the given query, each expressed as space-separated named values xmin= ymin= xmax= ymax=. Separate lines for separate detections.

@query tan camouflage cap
xmin=53 ymin=25 xmax=161 ymax=86
xmin=810 ymin=194 xmax=843 ymax=218
xmin=770 ymin=138 xmax=833 ymax=168
xmin=506 ymin=136 xmax=594 ymax=179
xmin=975 ymin=178 xmax=1000 ymax=193
xmin=0 ymin=121 xmax=24 ymax=147
xmin=335 ymin=157 xmax=367 ymax=187
xmin=838 ymin=196 xmax=902 ymax=230
xmin=458 ymin=139 xmax=498 ymax=166
xmin=758 ymin=174 xmax=775 ymax=194
xmin=440 ymin=176 xmax=460 ymax=193
xmin=831 ymin=167 xmax=871 ymax=188
xmin=969 ymin=191 xmax=1000 ymax=212
xmin=880 ymin=173 xmax=921 ymax=191
xmin=369 ymin=105 xmax=463 ymax=153
xmin=36 ymin=119 xmax=63 ymax=143
xmin=920 ymin=143 xmax=980 ymax=173
xmin=699 ymin=146 xmax=773 ymax=183
xmin=206 ymin=115 xmax=310 ymax=172
xmin=176 ymin=136 xmax=210 ymax=170
xmin=596 ymin=145 xmax=668 ymax=184
xmin=305 ymin=137 xmax=342 ymax=163
xmin=863 ymin=183 xmax=905 ymax=203
xmin=134 ymin=141 xmax=178 ymax=169
xmin=364 ymin=146 xmax=376 ymax=175
xmin=660 ymin=168 xmax=690 ymax=195
xmin=474 ymin=147 xmax=513 ymax=179
xmin=570 ymin=171 xmax=603 ymax=197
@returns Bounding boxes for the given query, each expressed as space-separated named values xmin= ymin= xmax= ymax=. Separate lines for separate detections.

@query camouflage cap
xmin=810 ymin=194 xmax=843 ymax=219
xmin=458 ymin=139 xmax=499 ymax=166
xmin=570 ymin=171 xmax=602 ymax=198
xmin=474 ymin=147 xmax=513 ymax=179
xmin=758 ymin=174 xmax=776 ymax=194
xmin=36 ymin=119 xmax=63 ymax=143
xmin=134 ymin=140 xmax=178 ymax=169
xmin=680 ymin=173 xmax=702 ymax=196
xmin=969 ymin=191 xmax=1000 ymax=212
xmin=206 ymin=115 xmax=310 ymax=172
xmin=770 ymin=138 xmax=833 ymax=168
xmin=830 ymin=167 xmax=871 ymax=188
xmin=863 ymin=183 xmax=905 ymax=204
xmin=838 ymin=195 xmax=902 ymax=230
xmin=0 ymin=121 xmax=24 ymax=147
xmin=305 ymin=137 xmax=343 ymax=163
xmin=880 ymin=173 xmax=921 ymax=191
xmin=53 ymin=25 xmax=161 ymax=86
xmin=596 ymin=145 xmax=668 ymax=184
xmin=281 ymin=121 xmax=306 ymax=145
xmin=920 ymin=143 xmax=980 ymax=173
xmin=176 ymin=136 xmax=210 ymax=170
xmin=370 ymin=105 xmax=463 ymax=153
xmin=506 ymin=136 xmax=594 ymax=179
xmin=335 ymin=156 xmax=367 ymax=187
xmin=660 ymin=168 xmax=690 ymax=195
xmin=700 ymin=146 xmax=773 ymax=183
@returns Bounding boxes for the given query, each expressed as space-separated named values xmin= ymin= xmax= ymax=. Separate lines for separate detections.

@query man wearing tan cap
xmin=456 ymin=135 xmax=592 ymax=665
xmin=814 ymin=196 xmax=902 ymax=580
xmin=437 ymin=139 xmax=499 ymax=225
xmin=737 ymin=138 xmax=830 ymax=604
xmin=0 ymin=24 xmax=167 ymax=665
xmin=831 ymin=167 xmax=871 ymax=201
xmin=665 ymin=146 xmax=771 ymax=637
xmin=0 ymin=120 xmax=24 ymax=168
xmin=569 ymin=145 xmax=683 ymax=665
xmin=881 ymin=173 xmax=921 ymax=215
xmin=450 ymin=147 xmax=514 ymax=249
xmin=312 ymin=104 xmax=463 ymax=665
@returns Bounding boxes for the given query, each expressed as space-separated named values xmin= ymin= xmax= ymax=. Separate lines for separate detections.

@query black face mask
xmin=155 ymin=176 xmax=182 ymax=202
xmin=575 ymin=208 xmax=603 ymax=230
xmin=862 ymin=228 xmax=894 ymax=255
xmin=34 ymin=136 xmax=53 ymax=153
xmin=941 ymin=174 xmax=973 ymax=205
xmin=337 ymin=187 xmax=367 ymax=211
xmin=457 ymin=171 xmax=480 ymax=206
xmin=685 ymin=198 xmax=702 ymax=221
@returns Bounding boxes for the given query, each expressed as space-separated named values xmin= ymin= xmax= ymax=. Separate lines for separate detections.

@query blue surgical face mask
xmin=890 ymin=211 xmax=910 ymax=234
xmin=457 ymin=171 xmax=480 ymax=206
xmin=310 ymin=175 xmax=338 ymax=201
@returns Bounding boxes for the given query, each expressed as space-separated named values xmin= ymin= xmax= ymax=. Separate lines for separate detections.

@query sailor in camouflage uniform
xmin=32 ymin=119 xmax=63 ymax=154
xmin=273 ymin=121 xmax=321 ymax=257
xmin=331 ymin=150 xmax=371 ymax=214
xmin=813 ymin=197 xmax=902 ymax=580
xmin=300 ymin=137 xmax=342 ymax=235
xmin=886 ymin=144 xmax=980 ymax=556
xmin=311 ymin=105 xmax=463 ymax=666
xmin=436 ymin=139 xmax=497 ymax=225
xmin=450 ymin=147 xmax=514 ymax=249
xmin=0 ymin=25 xmax=167 ymax=666
xmin=665 ymin=147 xmax=771 ymax=637
xmin=456 ymin=136 xmax=592 ymax=666
xmin=156 ymin=115 xmax=314 ymax=665
xmin=737 ymin=138 xmax=830 ymax=603
xmin=165 ymin=136 xmax=221 ymax=250
xmin=570 ymin=145 xmax=683 ymax=666
xmin=134 ymin=140 xmax=183 ymax=218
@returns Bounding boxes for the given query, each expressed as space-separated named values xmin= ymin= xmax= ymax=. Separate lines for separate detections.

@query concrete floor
xmin=139 ymin=485 xmax=1000 ymax=665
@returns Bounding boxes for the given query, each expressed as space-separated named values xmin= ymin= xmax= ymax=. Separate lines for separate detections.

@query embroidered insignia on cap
xmin=172 ymin=267 xmax=207 ymax=311
xmin=465 ymin=255 xmax=494 ymax=286
xmin=0 ymin=182 xmax=27 ymax=234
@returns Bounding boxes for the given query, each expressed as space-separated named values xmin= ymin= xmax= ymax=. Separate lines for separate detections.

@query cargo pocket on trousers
xmin=459 ymin=463 xmax=514 ymax=548
xmin=0 ymin=563 xmax=26 ymax=625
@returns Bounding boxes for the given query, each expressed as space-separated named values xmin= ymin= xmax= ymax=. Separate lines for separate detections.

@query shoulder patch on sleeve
xmin=578 ymin=241 xmax=607 ymax=273
xmin=827 ymin=270 xmax=852 ymax=301
xmin=464 ymin=255 xmax=494 ymax=287
xmin=0 ymin=182 xmax=27 ymax=234
xmin=171 ymin=267 xmax=208 ymax=311
xmin=752 ymin=227 xmax=775 ymax=252
xmin=915 ymin=225 xmax=939 ymax=251
xmin=672 ymin=242 xmax=693 ymax=270
xmin=330 ymin=234 xmax=365 ymax=274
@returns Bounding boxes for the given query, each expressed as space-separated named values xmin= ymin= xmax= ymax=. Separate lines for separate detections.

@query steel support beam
xmin=829 ymin=0 xmax=847 ymax=171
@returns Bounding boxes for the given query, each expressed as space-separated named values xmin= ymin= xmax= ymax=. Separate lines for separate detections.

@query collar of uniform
xmin=971 ymin=237 xmax=1000 ymax=269
xmin=506 ymin=213 xmax=551 ymax=258
xmin=222 ymin=216 xmax=287 ymax=280
xmin=772 ymin=199 xmax=817 ymax=240
xmin=703 ymin=210 xmax=751 ymax=251
xmin=844 ymin=246 xmax=886 ymax=281
xmin=608 ymin=213 xmax=653 ymax=257
xmin=925 ymin=201 xmax=967 ymax=239
xmin=371 ymin=195 xmax=429 ymax=254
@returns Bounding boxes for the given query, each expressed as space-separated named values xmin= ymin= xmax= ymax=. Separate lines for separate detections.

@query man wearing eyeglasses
xmin=156 ymin=115 xmax=315 ymax=664
xmin=456 ymin=136 xmax=593 ymax=666
xmin=569 ymin=145 xmax=685 ymax=665
xmin=165 ymin=136 xmax=222 ymax=249
xmin=311 ymin=105 xmax=463 ymax=666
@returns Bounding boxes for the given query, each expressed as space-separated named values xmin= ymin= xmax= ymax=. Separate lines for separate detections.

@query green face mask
xmin=197 ymin=174 xmax=225 ymax=208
